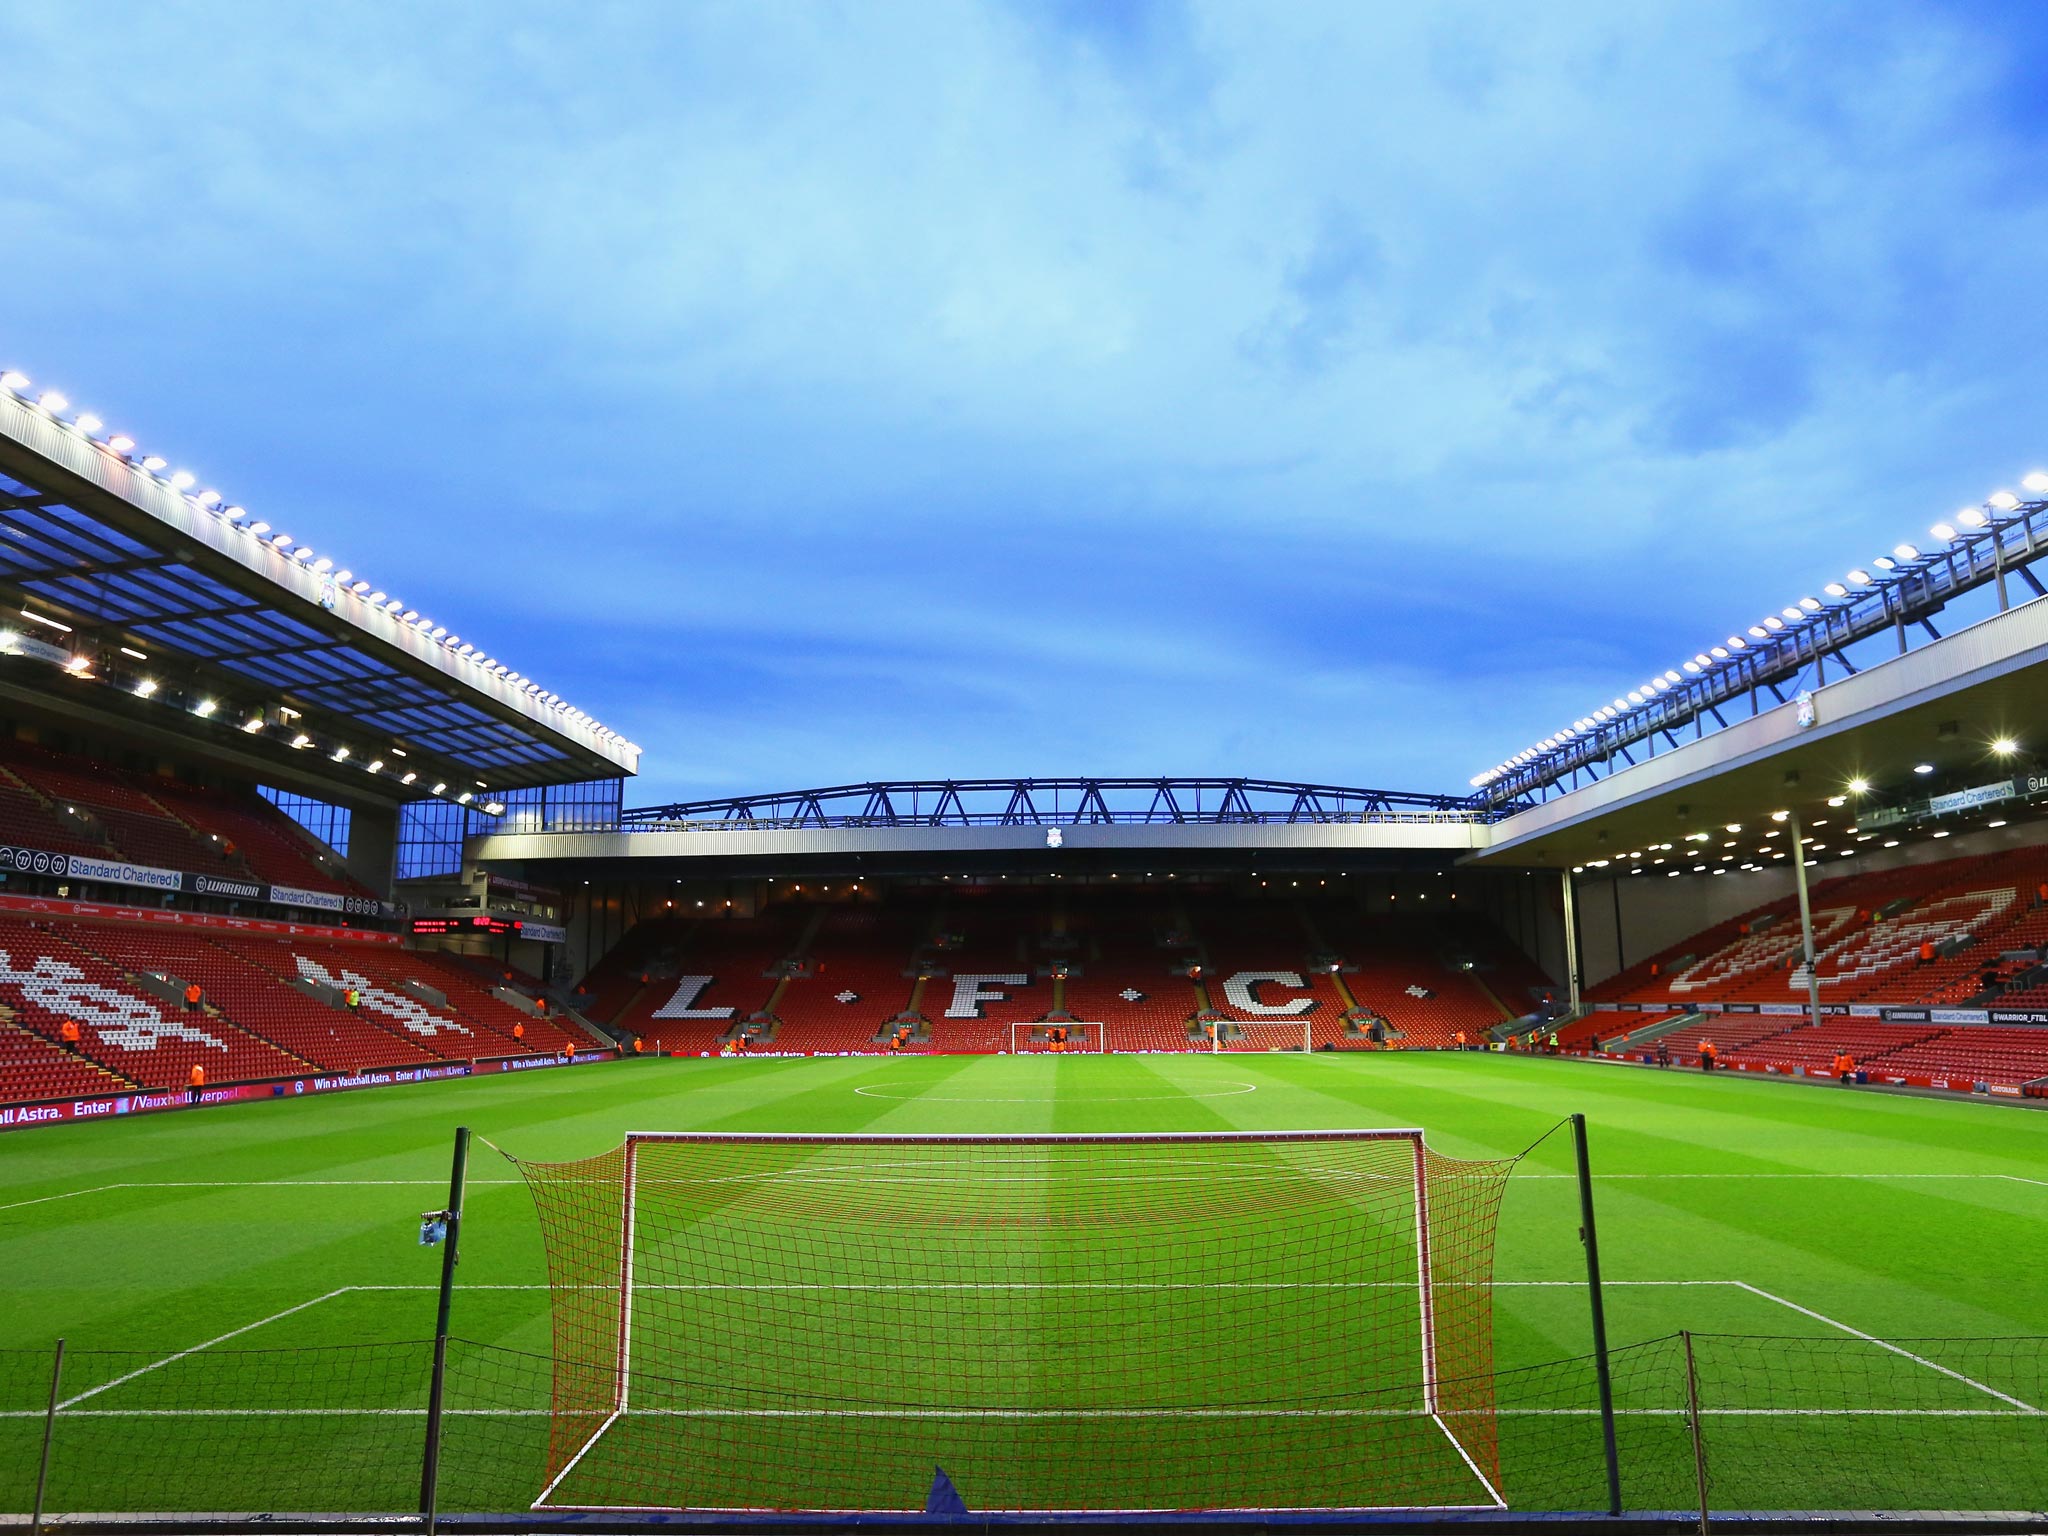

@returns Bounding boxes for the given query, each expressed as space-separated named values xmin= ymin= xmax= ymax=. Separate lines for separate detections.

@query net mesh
xmin=506 ymin=1131 xmax=1515 ymax=1514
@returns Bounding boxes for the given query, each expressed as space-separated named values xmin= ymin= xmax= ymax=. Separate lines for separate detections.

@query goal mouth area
xmin=507 ymin=1129 xmax=1515 ymax=1524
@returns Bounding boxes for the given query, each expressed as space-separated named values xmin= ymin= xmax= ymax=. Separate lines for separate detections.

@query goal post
xmin=504 ymin=1130 xmax=1516 ymax=1516
xmin=1008 ymin=1021 xmax=1105 ymax=1054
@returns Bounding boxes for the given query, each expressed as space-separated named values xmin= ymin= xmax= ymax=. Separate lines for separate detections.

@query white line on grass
xmin=55 ymin=1289 xmax=355 ymax=1411
xmin=1730 ymin=1281 xmax=2040 ymax=1413
xmin=0 ymin=1179 xmax=522 ymax=1212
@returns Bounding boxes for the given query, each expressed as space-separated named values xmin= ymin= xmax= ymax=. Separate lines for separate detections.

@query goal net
xmin=1227 ymin=1019 xmax=1315 ymax=1052
xmin=504 ymin=1131 xmax=1515 ymax=1516
xmin=1009 ymin=1021 xmax=1104 ymax=1053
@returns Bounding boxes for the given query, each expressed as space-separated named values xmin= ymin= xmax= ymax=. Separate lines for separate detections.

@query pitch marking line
xmin=8 ymin=1171 xmax=2047 ymax=1213
xmin=54 ymin=1288 xmax=355 ymax=1411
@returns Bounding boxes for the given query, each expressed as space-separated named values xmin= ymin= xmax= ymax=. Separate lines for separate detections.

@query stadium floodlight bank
xmin=501 ymin=1130 xmax=1516 ymax=1518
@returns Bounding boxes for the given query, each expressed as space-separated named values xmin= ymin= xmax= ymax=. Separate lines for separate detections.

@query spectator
xmin=183 ymin=980 xmax=203 ymax=1011
xmin=344 ymin=986 xmax=362 ymax=1011
xmin=512 ymin=1021 xmax=526 ymax=1045
xmin=59 ymin=1017 xmax=81 ymax=1053
xmin=187 ymin=1062 xmax=206 ymax=1103
xmin=1698 ymin=1039 xmax=1718 ymax=1072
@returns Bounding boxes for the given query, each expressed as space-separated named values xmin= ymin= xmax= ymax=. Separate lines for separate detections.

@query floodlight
xmin=1873 ymin=555 xmax=1896 ymax=570
xmin=0 ymin=371 xmax=28 ymax=392
xmin=1763 ymin=617 xmax=1784 ymax=631
xmin=1913 ymin=762 xmax=1934 ymax=774
xmin=290 ymin=733 xmax=312 ymax=748
xmin=1957 ymin=508 xmax=1987 ymax=529
xmin=38 ymin=391 xmax=67 ymax=413
xmin=1823 ymin=582 xmax=1847 ymax=598
xmin=1893 ymin=543 xmax=1919 ymax=561
xmin=1798 ymin=596 xmax=1820 ymax=611
xmin=133 ymin=679 xmax=157 ymax=697
xmin=169 ymin=471 xmax=195 ymax=490
xmin=401 ymin=770 xmax=418 ymax=785
xmin=1931 ymin=522 xmax=1957 ymax=542
xmin=431 ymin=782 xmax=446 ymax=795
xmin=194 ymin=699 xmax=217 ymax=717
xmin=1988 ymin=490 xmax=2020 ymax=511
xmin=75 ymin=414 xmax=102 ymax=435
xmin=1710 ymin=646 xmax=1729 ymax=658
xmin=331 ymin=747 xmax=350 ymax=761
xmin=1780 ymin=606 xmax=1802 ymax=621
xmin=2023 ymin=472 xmax=2048 ymax=494
xmin=108 ymin=435 xmax=134 ymax=454
xmin=1683 ymin=660 xmax=1700 ymax=673
xmin=141 ymin=455 xmax=167 ymax=472
xmin=1848 ymin=778 xmax=1868 ymax=793
xmin=1993 ymin=737 xmax=2018 ymax=755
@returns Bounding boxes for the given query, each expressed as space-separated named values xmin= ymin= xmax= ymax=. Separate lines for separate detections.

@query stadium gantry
xmin=622 ymin=775 xmax=1499 ymax=829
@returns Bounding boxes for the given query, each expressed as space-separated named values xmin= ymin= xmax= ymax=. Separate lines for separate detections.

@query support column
xmin=1787 ymin=810 xmax=1826 ymax=1030
xmin=1561 ymin=868 xmax=1582 ymax=1013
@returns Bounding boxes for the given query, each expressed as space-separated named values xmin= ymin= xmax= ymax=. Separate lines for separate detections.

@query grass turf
xmin=2 ymin=1052 xmax=2044 ymax=1515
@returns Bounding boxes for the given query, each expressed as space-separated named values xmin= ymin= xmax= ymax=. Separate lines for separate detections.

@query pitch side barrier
xmin=0 ymin=1050 xmax=619 ymax=1132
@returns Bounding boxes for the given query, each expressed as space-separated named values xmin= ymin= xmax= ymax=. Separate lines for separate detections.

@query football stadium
xmin=2 ymin=362 xmax=2046 ymax=1531
xmin=6 ymin=12 xmax=2048 ymax=1531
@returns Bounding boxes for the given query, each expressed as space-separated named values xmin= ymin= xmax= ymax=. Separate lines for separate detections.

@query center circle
xmin=853 ymin=1080 xmax=1261 ymax=1103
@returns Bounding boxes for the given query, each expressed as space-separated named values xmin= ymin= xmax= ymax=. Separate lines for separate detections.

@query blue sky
xmin=4 ymin=1 xmax=2046 ymax=807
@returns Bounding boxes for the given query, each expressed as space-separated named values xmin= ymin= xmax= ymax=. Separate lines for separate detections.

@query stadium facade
xmin=2 ymin=363 xmax=2048 ymax=1108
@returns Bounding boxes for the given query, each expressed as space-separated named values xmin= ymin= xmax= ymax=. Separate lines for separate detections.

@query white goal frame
xmin=536 ymin=1128 xmax=1501 ymax=1515
xmin=1220 ymin=1018 xmax=1314 ymax=1053
xmin=1008 ymin=1020 xmax=1106 ymax=1054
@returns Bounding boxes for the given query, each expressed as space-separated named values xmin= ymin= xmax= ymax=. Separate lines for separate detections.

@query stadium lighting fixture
xmin=196 ymin=489 xmax=221 ymax=508
xmin=2021 ymin=473 xmax=2048 ymax=494
xmin=271 ymin=534 xmax=294 ymax=548
xmin=1770 ymin=810 xmax=1789 ymax=823
xmin=133 ymin=678 xmax=156 ymax=697
xmin=1988 ymin=490 xmax=2020 ymax=511
xmin=1780 ymin=606 xmax=1802 ymax=621
xmin=484 ymin=801 xmax=505 ymax=815
xmin=193 ymin=699 xmax=217 ymax=717
xmin=1849 ymin=778 xmax=1869 ymax=793
xmin=248 ymin=521 xmax=271 ymax=536
xmin=457 ymin=791 xmax=473 ymax=804
xmin=366 ymin=759 xmax=383 ymax=773
xmin=1989 ymin=819 xmax=2008 ymax=828
xmin=242 ymin=716 xmax=263 ymax=733
xmin=1993 ymin=737 xmax=2018 ymax=755
xmin=37 ymin=391 xmax=67 ymax=413
xmin=1932 ymin=829 xmax=1950 ymax=839
xmin=1846 ymin=569 xmax=1871 ymax=586
xmin=75 ymin=414 xmax=102 ymax=435
xmin=430 ymin=782 xmax=446 ymax=795
xmin=0 ymin=371 xmax=28 ymax=392
xmin=1823 ymin=582 xmax=1847 ymax=598
xmin=65 ymin=655 xmax=91 ymax=675
xmin=141 ymin=455 xmax=167 ymax=472
xmin=118 ymin=646 xmax=147 ymax=661
xmin=1826 ymin=795 xmax=1845 ymax=807
xmin=400 ymin=771 xmax=418 ymax=785
xmin=169 ymin=471 xmax=195 ymax=491
xmin=1893 ymin=543 xmax=1919 ymax=562
xmin=1725 ymin=823 xmax=1741 ymax=833
xmin=294 ymin=547 xmax=315 ymax=562
xmin=1798 ymin=597 xmax=1821 ymax=611
xmin=108 ymin=435 xmax=134 ymax=455
xmin=331 ymin=746 xmax=350 ymax=762
xmin=1747 ymin=625 xmax=1767 ymax=638
xmin=1682 ymin=660 xmax=1700 ymax=674
xmin=290 ymin=733 xmax=312 ymax=749
xmin=351 ymin=581 xmax=370 ymax=594
xmin=1873 ymin=555 xmax=1896 ymax=571
xmin=1913 ymin=762 xmax=1934 ymax=774
xmin=1762 ymin=617 xmax=1784 ymax=631
xmin=390 ymin=747 xmax=406 ymax=757
xmin=401 ymin=609 xmax=419 ymax=622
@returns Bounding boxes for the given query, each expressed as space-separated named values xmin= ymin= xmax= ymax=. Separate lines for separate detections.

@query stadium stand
xmin=581 ymin=892 xmax=1532 ymax=1056
xmin=0 ymin=737 xmax=369 ymax=897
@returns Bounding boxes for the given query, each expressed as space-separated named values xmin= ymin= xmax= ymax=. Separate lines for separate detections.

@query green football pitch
xmin=2 ymin=1052 xmax=2044 ymax=1517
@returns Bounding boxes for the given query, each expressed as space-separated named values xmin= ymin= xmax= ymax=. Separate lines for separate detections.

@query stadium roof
xmin=0 ymin=372 xmax=637 ymax=802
